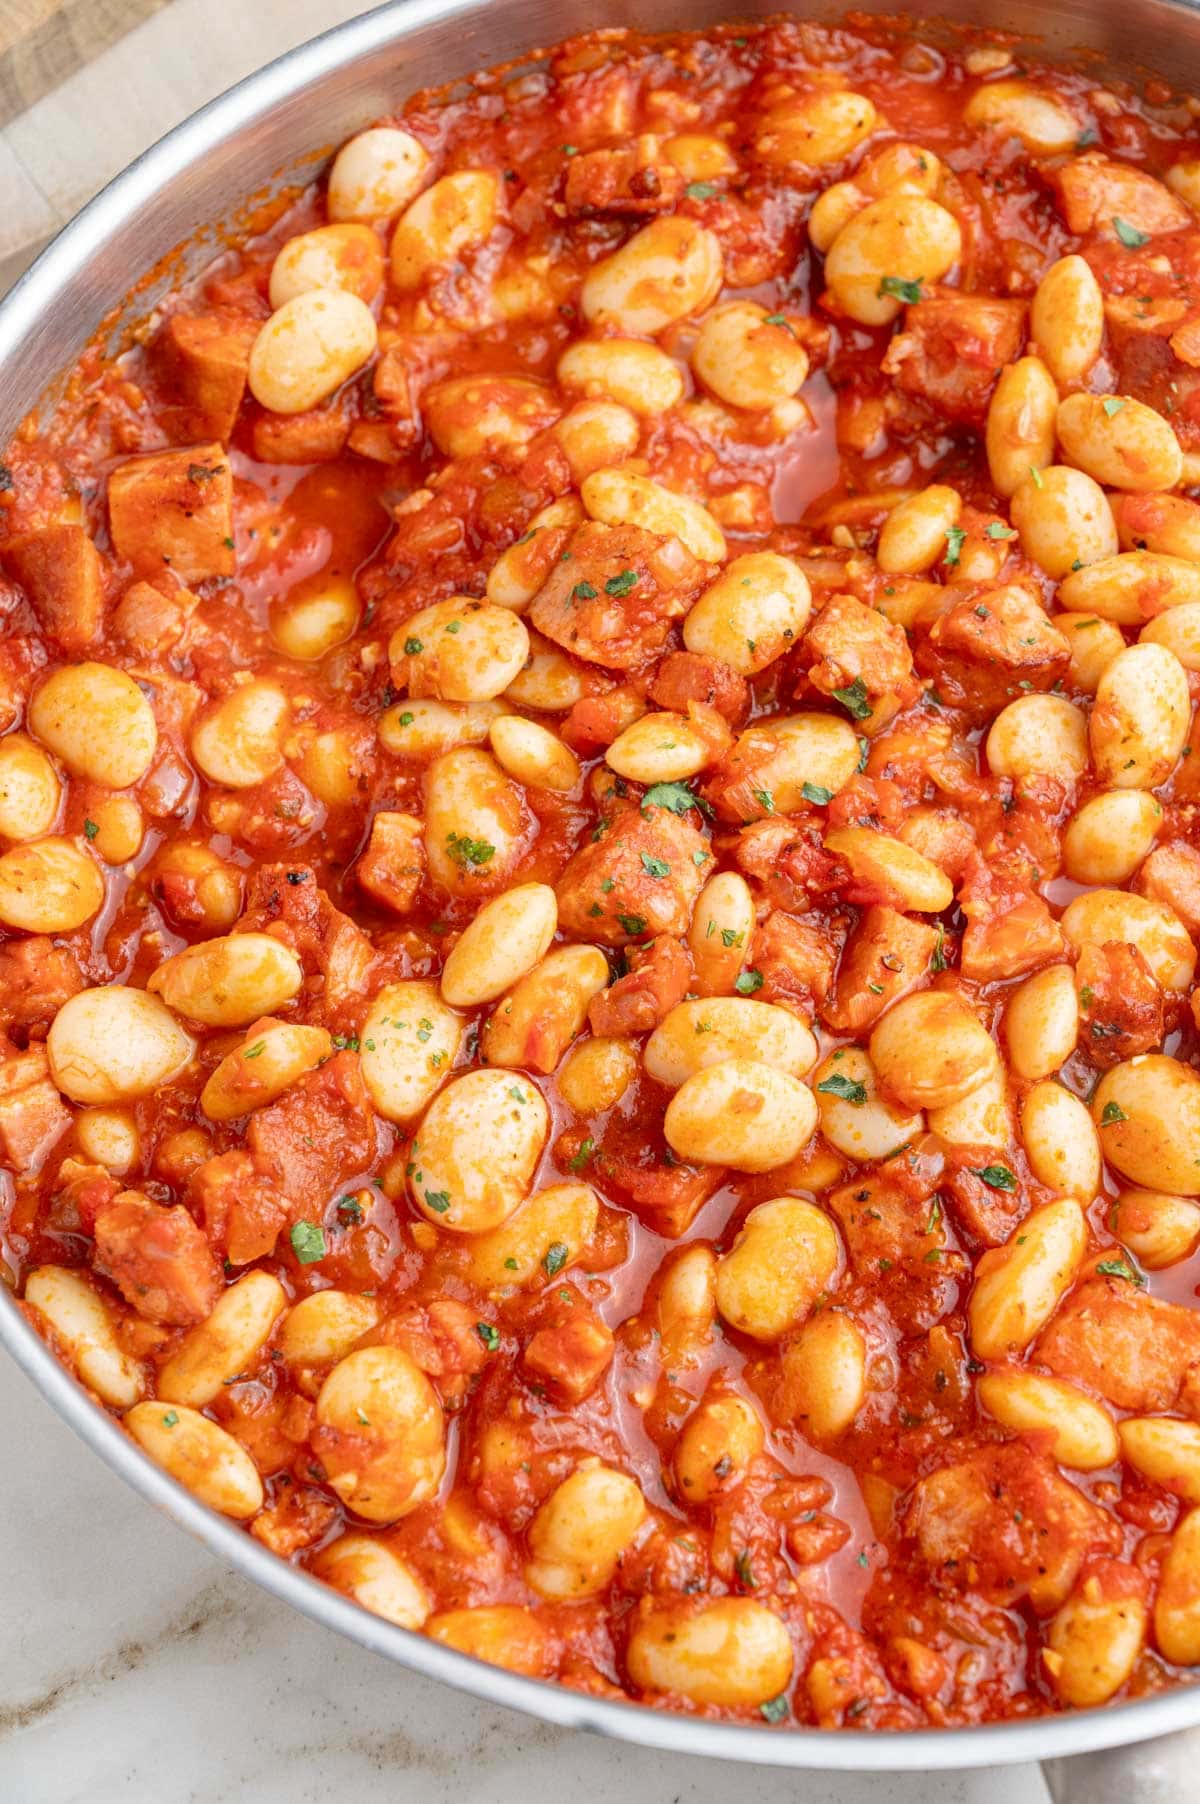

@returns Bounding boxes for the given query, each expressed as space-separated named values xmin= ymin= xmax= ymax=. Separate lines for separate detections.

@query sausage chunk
xmin=530 ymin=521 xmax=715 ymax=670
xmin=556 ymin=797 xmax=708 ymax=946
xmin=107 ymin=445 xmax=235 ymax=585
xmin=883 ymin=290 xmax=1027 ymax=425
xmin=1036 ymin=1277 xmax=1200 ymax=1412
xmin=907 ymin=1444 xmax=1120 ymax=1609
xmin=919 ymin=585 xmax=1070 ymax=720
xmin=93 ymin=1190 xmax=222 ymax=1326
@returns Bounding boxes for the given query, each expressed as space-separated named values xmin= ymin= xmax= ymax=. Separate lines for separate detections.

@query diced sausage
xmin=153 ymin=310 xmax=260 ymax=443
xmin=1037 ymin=1277 xmax=1200 ymax=1412
xmin=530 ymin=521 xmax=715 ymax=670
xmin=588 ymin=935 xmax=691 ymax=1037
xmin=107 ymin=445 xmax=235 ymax=585
xmin=882 ymin=291 xmax=1027 ymax=426
xmin=5 ymin=524 xmax=105 ymax=654
xmin=247 ymin=1052 xmax=377 ymax=1217
xmin=0 ymin=1047 xmax=70 ymax=1173
xmin=907 ymin=1444 xmax=1120 ymax=1607
xmin=822 ymin=905 xmax=937 ymax=1033
xmin=556 ymin=797 xmax=708 ymax=946
xmin=356 ymin=811 xmax=426 ymax=915
xmin=919 ymin=586 xmax=1070 ymax=720
xmin=93 ymin=1190 xmax=222 ymax=1326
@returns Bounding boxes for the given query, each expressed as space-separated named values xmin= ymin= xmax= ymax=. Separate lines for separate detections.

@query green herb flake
xmin=290 ymin=1220 xmax=327 ymax=1264
xmin=685 ymin=181 xmax=717 ymax=199
xmin=243 ymin=1040 xmax=266 ymax=1060
xmin=975 ymin=1164 xmax=1017 ymax=1192
xmin=930 ymin=925 xmax=947 ymax=973
xmin=801 ymin=781 xmax=833 ymax=805
xmin=832 ymin=676 xmax=872 ymax=721
xmin=423 ymin=1189 xmax=451 ymax=1214
xmin=734 ymin=968 xmax=764 ymax=995
xmin=569 ymin=1136 xmax=595 ymax=1172
xmin=877 ymin=275 xmax=922 ymax=304
xmin=752 ymin=788 xmax=776 ymax=814
xmin=475 ymin=1321 xmax=501 ymax=1351
xmin=985 ymin=521 xmax=1017 ymax=540
xmin=83 ymin=818 xmax=100 ymax=840
xmin=1113 ymin=216 xmax=1150 ymax=247
xmin=1103 ymin=396 xmax=1127 ymax=417
xmin=617 ymin=912 xmax=647 ymax=936
xmin=571 ymin=580 xmax=598 ymax=600
xmin=759 ymin=1695 xmax=789 ymax=1725
xmin=446 ymin=831 xmax=496 ymax=869
xmin=640 ymin=853 xmax=670 ymax=878
xmin=398 ymin=710 xmax=415 ymax=727
xmin=720 ymin=927 xmax=744 ymax=948
xmin=817 ymin=1072 xmax=868 ymax=1104
xmin=162 ymin=1410 xmax=179 ymax=1428
xmin=1029 ymin=464 xmax=1044 ymax=489
xmin=641 ymin=781 xmax=698 ymax=816
xmin=944 ymin=524 xmax=968 ymax=566
xmin=337 ymin=1196 xmax=363 ymax=1223
xmin=1100 ymin=1100 xmax=1128 ymax=1124
xmin=734 ymin=1549 xmax=757 ymax=1589
xmin=1096 ymin=1255 xmax=1146 ymax=1287
xmin=403 ymin=636 xmax=424 ymax=655
xmin=605 ymin=569 xmax=638 ymax=597
xmin=543 ymin=1241 xmax=569 ymax=1276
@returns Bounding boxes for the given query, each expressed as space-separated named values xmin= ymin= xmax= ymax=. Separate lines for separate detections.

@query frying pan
xmin=1 ymin=0 xmax=1198 ymax=1785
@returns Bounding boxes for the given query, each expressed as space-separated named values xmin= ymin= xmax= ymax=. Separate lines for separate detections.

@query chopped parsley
xmin=640 ymin=853 xmax=670 ymax=878
xmin=1113 ymin=216 xmax=1150 ymax=247
xmin=930 ymin=925 xmax=947 ymax=973
xmin=569 ymin=1136 xmax=595 ymax=1172
xmin=403 ymin=636 xmax=424 ymax=655
xmin=752 ymin=788 xmax=776 ymax=813
xmin=446 ymin=831 xmax=496 ymax=869
xmin=475 ymin=1321 xmax=501 ymax=1352
xmin=817 ymin=1072 xmax=868 ymax=1105
xmin=82 ymin=818 xmax=99 ymax=840
xmin=290 ymin=1220 xmax=326 ymax=1264
xmin=759 ymin=1695 xmax=790 ymax=1724
xmin=801 ymin=781 xmax=833 ymax=805
xmin=944 ymin=524 xmax=968 ymax=566
xmin=617 ymin=912 xmax=647 ymax=936
xmin=337 ymin=1196 xmax=363 ymax=1223
xmin=832 ymin=676 xmax=872 ymax=720
xmin=571 ymin=580 xmax=598 ymax=600
xmin=974 ymin=1164 xmax=1017 ymax=1192
xmin=161 ymin=1410 xmax=179 ymax=1428
xmin=641 ymin=780 xmax=698 ymax=815
xmin=423 ymin=1190 xmax=451 ymax=1214
xmin=877 ymin=275 xmax=922 ymax=304
xmin=1100 ymin=1101 xmax=1128 ymax=1124
xmin=734 ymin=1549 xmax=757 ymax=1589
xmin=543 ymin=1241 xmax=569 ymax=1276
xmin=734 ymin=968 xmax=764 ymax=994
xmin=1103 ymin=396 xmax=1127 ymax=417
xmin=243 ymin=1040 xmax=266 ymax=1060
xmin=605 ymin=569 xmax=638 ymax=597
xmin=1096 ymin=1255 xmax=1146 ymax=1287
xmin=685 ymin=181 xmax=717 ymax=199
xmin=985 ymin=522 xmax=1016 ymax=540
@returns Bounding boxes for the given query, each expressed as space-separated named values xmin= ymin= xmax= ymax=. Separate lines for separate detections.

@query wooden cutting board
xmin=0 ymin=0 xmax=373 ymax=297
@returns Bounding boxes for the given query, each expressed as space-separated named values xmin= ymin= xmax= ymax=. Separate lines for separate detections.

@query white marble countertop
xmin=0 ymin=1356 xmax=1052 ymax=1802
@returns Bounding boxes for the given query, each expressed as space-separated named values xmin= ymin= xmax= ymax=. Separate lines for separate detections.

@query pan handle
xmin=1041 ymin=1728 xmax=1200 ymax=1803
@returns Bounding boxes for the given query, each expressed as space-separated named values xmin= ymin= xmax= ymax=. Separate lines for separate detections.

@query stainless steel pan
xmin=2 ymin=0 xmax=1200 ymax=1781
